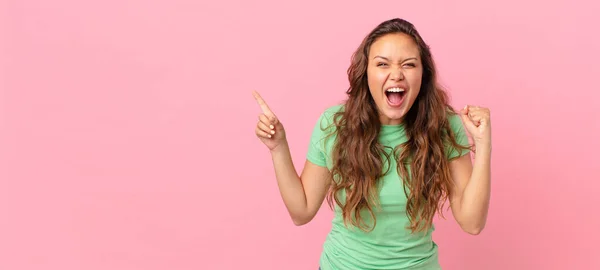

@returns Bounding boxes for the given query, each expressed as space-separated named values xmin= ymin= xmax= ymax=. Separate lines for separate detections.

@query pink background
xmin=3 ymin=0 xmax=600 ymax=269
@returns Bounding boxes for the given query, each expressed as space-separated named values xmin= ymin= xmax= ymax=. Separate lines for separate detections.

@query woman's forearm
xmin=269 ymin=143 xmax=309 ymax=224
xmin=459 ymin=143 xmax=492 ymax=234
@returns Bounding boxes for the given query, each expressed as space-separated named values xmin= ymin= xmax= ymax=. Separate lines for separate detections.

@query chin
xmin=381 ymin=108 xmax=407 ymax=124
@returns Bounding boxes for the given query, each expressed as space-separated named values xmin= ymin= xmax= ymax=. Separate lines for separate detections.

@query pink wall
xmin=3 ymin=0 xmax=599 ymax=269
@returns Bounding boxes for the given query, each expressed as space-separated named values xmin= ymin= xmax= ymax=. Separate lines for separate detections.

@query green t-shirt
xmin=307 ymin=104 xmax=470 ymax=270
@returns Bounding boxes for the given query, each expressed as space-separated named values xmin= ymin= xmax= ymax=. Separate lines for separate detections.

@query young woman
xmin=253 ymin=18 xmax=492 ymax=270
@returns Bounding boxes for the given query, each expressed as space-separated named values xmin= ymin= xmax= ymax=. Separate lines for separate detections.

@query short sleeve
xmin=306 ymin=111 xmax=329 ymax=167
xmin=446 ymin=113 xmax=471 ymax=159
xmin=306 ymin=106 xmax=341 ymax=167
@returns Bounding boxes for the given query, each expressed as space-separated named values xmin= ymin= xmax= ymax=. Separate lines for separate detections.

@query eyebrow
xmin=373 ymin=56 xmax=418 ymax=62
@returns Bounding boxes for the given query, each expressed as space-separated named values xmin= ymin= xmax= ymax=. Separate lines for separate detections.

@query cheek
xmin=408 ymin=71 xmax=423 ymax=91
xmin=367 ymin=70 xmax=386 ymax=88
xmin=366 ymin=71 xmax=380 ymax=96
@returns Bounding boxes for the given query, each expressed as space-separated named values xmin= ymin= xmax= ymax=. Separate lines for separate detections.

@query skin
xmin=449 ymin=105 xmax=492 ymax=234
xmin=367 ymin=33 xmax=422 ymax=125
xmin=252 ymin=91 xmax=331 ymax=225
xmin=252 ymin=33 xmax=492 ymax=234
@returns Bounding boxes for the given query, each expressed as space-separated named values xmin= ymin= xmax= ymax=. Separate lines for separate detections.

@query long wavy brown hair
xmin=326 ymin=18 xmax=471 ymax=233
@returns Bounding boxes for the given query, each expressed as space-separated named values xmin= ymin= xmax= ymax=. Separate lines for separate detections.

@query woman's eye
xmin=377 ymin=63 xmax=388 ymax=67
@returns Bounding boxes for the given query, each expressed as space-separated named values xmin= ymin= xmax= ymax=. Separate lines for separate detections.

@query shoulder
xmin=444 ymin=108 xmax=471 ymax=157
xmin=322 ymin=104 xmax=345 ymax=119
xmin=445 ymin=109 xmax=468 ymax=140
xmin=446 ymin=110 xmax=464 ymax=130
xmin=314 ymin=104 xmax=344 ymax=129
xmin=309 ymin=104 xmax=344 ymax=143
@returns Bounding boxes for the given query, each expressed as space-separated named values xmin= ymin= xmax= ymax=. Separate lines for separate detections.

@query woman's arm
xmin=449 ymin=145 xmax=491 ymax=235
xmin=253 ymin=91 xmax=331 ymax=226
xmin=270 ymin=143 xmax=332 ymax=225
xmin=449 ymin=105 xmax=492 ymax=235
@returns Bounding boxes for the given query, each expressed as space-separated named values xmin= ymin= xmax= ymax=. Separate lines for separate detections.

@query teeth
xmin=386 ymin=87 xmax=405 ymax=93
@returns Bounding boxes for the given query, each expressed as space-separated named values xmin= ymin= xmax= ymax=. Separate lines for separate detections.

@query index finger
xmin=252 ymin=91 xmax=274 ymax=116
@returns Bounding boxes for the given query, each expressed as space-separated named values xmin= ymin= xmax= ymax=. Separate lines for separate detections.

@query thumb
xmin=270 ymin=115 xmax=279 ymax=125
xmin=460 ymin=106 xmax=476 ymax=130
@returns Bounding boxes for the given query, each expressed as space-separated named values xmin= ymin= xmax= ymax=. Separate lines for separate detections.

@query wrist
xmin=474 ymin=141 xmax=492 ymax=159
xmin=270 ymin=141 xmax=290 ymax=156
xmin=474 ymin=140 xmax=491 ymax=150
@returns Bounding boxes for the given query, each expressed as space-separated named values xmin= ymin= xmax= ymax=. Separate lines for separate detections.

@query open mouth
xmin=385 ymin=87 xmax=406 ymax=107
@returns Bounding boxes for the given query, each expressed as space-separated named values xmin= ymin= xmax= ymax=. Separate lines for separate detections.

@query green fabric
xmin=307 ymin=104 xmax=470 ymax=270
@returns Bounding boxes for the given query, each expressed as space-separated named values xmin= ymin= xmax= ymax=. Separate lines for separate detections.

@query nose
xmin=390 ymin=68 xmax=404 ymax=81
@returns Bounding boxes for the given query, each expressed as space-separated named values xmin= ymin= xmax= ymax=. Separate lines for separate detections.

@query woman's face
xmin=367 ymin=33 xmax=423 ymax=125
